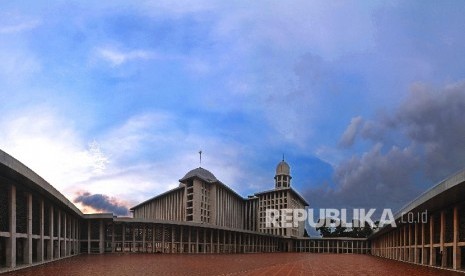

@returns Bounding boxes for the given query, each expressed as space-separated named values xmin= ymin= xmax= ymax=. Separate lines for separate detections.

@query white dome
xmin=276 ymin=160 xmax=290 ymax=175
xmin=180 ymin=167 xmax=218 ymax=182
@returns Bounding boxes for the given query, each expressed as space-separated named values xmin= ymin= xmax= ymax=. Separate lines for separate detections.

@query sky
xmin=1 ymin=1 xmax=465 ymax=220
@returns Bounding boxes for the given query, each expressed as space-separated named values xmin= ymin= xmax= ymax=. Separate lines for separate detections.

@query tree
xmin=316 ymin=217 xmax=334 ymax=237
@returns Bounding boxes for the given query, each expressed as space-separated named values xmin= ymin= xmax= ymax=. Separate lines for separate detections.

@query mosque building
xmin=2 ymin=148 xmax=464 ymax=273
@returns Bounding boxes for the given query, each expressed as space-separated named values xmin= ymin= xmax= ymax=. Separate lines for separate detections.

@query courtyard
xmin=2 ymin=253 xmax=463 ymax=276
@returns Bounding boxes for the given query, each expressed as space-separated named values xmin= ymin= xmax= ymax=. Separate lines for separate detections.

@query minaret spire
xmin=199 ymin=150 xmax=202 ymax=167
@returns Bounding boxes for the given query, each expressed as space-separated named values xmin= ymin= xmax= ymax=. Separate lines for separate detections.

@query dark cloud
xmin=339 ymin=116 xmax=363 ymax=148
xmin=305 ymin=81 xmax=465 ymax=213
xmin=74 ymin=192 xmax=129 ymax=216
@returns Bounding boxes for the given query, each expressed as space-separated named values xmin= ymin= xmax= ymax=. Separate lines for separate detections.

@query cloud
xmin=339 ymin=116 xmax=363 ymax=148
xmin=74 ymin=192 xmax=129 ymax=216
xmin=0 ymin=107 xmax=109 ymax=188
xmin=96 ymin=47 xmax=157 ymax=66
xmin=0 ymin=105 xmax=270 ymax=212
xmin=0 ymin=13 xmax=41 ymax=34
xmin=305 ymin=80 xmax=465 ymax=213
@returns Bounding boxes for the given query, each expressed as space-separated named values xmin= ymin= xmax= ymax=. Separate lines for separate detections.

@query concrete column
xmin=210 ymin=229 xmax=214 ymax=254
xmin=404 ymin=224 xmax=411 ymax=262
xmin=99 ymin=220 xmax=104 ymax=254
xmin=238 ymin=234 xmax=242 ymax=253
xmin=122 ymin=224 xmax=126 ymax=252
xmin=38 ymin=198 xmax=44 ymax=262
xmin=111 ymin=223 xmax=115 ymax=253
xmin=414 ymin=223 xmax=418 ymax=263
xmin=171 ymin=226 xmax=175 ymax=253
xmin=57 ymin=210 xmax=61 ymax=258
xmin=24 ymin=193 xmax=33 ymax=265
xmin=421 ymin=222 xmax=427 ymax=264
xmin=142 ymin=225 xmax=146 ymax=253
xmin=152 ymin=225 xmax=156 ymax=253
xmin=48 ymin=205 xmax=54 ymax=260
xmin=430 ymin=214 xmax=434 ymax=266
xmin=73 ymin=218 xmax=76 ymax=254
xmin=6 ymin=184 xmax=16 ymax=268
xmin=161 ymin=225 xmax=165 ymax=253
xmin=203 ymin=229 xmax=206 ymax=254
xmin=440 ymin=211 xmax=445 ymax=267
xmin=63 ymin=213 xmax=67 ymax=257
xmin=453 ymin=206 xmax=461 ymax=270
xmin=188 ymin=226 xmax=191 ymax=253
xmin=217 ymin=229 xmax=220 ymax=253
xmin=69 ymin=218 xmax=72 ymax=255
xmin=180 ymin=226 xmax=183 ymax=253
xmin=195 ymin=228 xmax=199 ymax=253
xmin=87 ymin=221 xmax=91 ymax=254
xmin=132 ymin=224 xmax=136 ymax=253
xmin=72 ymin=219 xmax=76 ymax=254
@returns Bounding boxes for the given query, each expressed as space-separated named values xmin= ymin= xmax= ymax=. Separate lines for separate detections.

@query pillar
xmin=6 ymin=184 xmax=16 ymax=268
xmin=422 ymin=222 xmax=427 ymax=264
xmin=188 ymin=226 xmax=191 ymax=253
xmin=57 ymin=210 xmax=61 ymax=258
xmin=99 ymin=220 xmax=104 ymax=254
xmin=63 ymin=213 xmax=67 ymax=257
xmin=161 ymin=225 xmax=165 ymax=253
xmin=210 ymin=229 xmax=214 ymax=254
xmin=142 ymin=225 xmax=146 ymax=253
xmin=171 ymin=226 xmax=175 ymax=253
xmin=111 ymin=223 xmax=115 ymax=253
xmin=87 ymin=220 xmax=91 ymax=254
xmin=180 ymin=226 xmax=183 ymax=253
xmin=195 ymin=228 xmax=199 ymax=253
xmin=414 ymin=223 xmax=418 ymax=263
xmin=430 ymin=214 xmax=434 ymax=266
xmin=48 ymin=205 xmax=54 ymax=260
xmin=24 ymin=193 xmax=33 ymax=265
xmin=453 ymin=206 xmax=461 ymax=270
xmin=122 ymin=224 xmax=126 ymax=252
xmin=440 ymin=211 xmax=445 ymax=267
xmin=203 ymin=229 xmax=207 ymax=254
xmin=152 ymin=225 xmax=156 ymax=253
xmin=132 ymin=224 xmax=136 ymax=253
xmin=38 ymin=198 xmax=44 ymax=262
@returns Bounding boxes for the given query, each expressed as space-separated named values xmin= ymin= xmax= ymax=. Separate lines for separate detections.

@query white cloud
xmin=0 ymin=19 xmax=40 ymax=34
xmin=0 ymin=107 xmax=265 ymax=212
xmin=96 ymin=47 xmax=158 ymax=66
xmin=0 ymin=47 xmax=41 ymax=83
xmin=0 ymin=107 xmax=109 ymax=195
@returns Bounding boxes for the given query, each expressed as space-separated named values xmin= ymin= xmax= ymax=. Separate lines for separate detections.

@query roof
xmin=254 ymin=187 xmax=309 ymax=206
xmin=179 ymin=167 xmax=217 ymax=183
xmin=0 ymin=149 xmax=84 ymax=216
xmin=369 ymin=167 xmax=465 ymax=239
xmin=276 ymin=160 xmax=290 ymax=175
xmin=130 ymin=185 xmax=185 ymax=211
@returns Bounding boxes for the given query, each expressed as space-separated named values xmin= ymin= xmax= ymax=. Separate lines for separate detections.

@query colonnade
xmin=81 ymin=221 xmax=281 ymax=254
xmin=0 ymin=181 xmax=80 ymax=271
xmin=294 ymin=239 xmax=370 ymax=254
xmin=371 ymin=204 xmax=465 ymax=270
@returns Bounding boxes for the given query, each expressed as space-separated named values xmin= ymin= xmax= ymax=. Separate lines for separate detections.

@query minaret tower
xmin=274 ymin=157 xmax=291 ymax=189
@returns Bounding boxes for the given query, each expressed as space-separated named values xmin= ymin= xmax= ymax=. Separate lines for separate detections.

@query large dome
xmin=276 ymin=160 xmax=290 ymax=175
xmin=180 ymin=167 xmax=218 ymax=183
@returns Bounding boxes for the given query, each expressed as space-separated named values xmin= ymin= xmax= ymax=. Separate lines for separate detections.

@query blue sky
xmin=1 ymin=1 xmax=465 ymax=216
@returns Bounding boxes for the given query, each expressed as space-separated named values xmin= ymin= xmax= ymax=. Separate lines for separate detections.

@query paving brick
xmin=2 ymin=253 xmax=462 ymax=276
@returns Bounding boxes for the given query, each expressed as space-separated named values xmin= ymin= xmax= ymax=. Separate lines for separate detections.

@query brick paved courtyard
xmin=2 ymin=253 xmax=463 ymax=276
